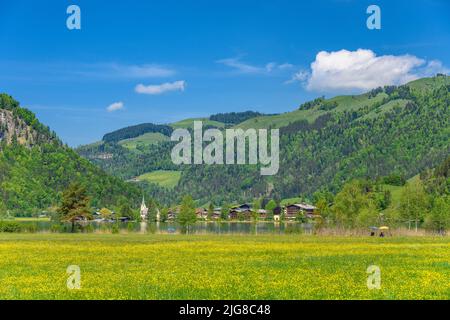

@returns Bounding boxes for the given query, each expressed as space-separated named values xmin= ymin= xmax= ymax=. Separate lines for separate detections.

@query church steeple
xmin=140 ymin=195 xmax=148 ymax=219
xmin=141 ymin=195 xmax=146 ymax=208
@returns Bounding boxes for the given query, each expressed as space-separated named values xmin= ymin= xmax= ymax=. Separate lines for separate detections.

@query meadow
xmin=136 ymin=170 xmax=181 ymax=188
xmin=0 ymin=234 xmax=449 ymax=300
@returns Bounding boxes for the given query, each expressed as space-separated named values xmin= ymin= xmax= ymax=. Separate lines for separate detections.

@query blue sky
xmin=0 ymin=0 xmax=449 ymax=146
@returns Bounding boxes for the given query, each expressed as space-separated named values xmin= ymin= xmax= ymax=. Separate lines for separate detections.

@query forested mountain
xmin=0 ymin=94 xmax=143 ymax=215
xmin=76 ymin=75 xmax=449 ymax=206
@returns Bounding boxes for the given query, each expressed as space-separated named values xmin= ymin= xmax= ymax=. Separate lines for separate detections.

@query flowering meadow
xmin=0 ymin=234 xmax=448 ymax=299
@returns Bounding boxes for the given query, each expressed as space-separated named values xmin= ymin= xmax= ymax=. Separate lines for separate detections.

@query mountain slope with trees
xmin=76 ymin=75 xmax=450 ymax=206
xmin=0 ymin=94 xmax=143 ymax=215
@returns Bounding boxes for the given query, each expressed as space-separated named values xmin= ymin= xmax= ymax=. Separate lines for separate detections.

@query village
xmin=135 ymin=197 xmax=319 ymax=223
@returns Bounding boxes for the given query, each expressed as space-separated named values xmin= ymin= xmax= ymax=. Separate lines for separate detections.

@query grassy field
xmin=13 ymin=217 xmax=51 ymax=222
xmin=0 ymin=234 xmax=448 ymax=300
xmin=136 ymin=170 xmax=181 ymax=188
xmin=118 ymin=132 xmax=170 ymax=150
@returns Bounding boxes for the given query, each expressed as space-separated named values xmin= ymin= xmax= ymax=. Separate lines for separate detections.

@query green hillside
xmin=407 ymin=74 xmax=450 ymax=91
xmin=0 ymin=94 xmax=143 ymax=215
xmin=236 ymin=92 xmax=388 ymax=130
xmin=76 ymin=75 xmax=450 ymax=206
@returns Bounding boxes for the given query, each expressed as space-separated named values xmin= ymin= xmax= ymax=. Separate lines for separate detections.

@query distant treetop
xmin=102 ymin=123 xmax=173 ymax=143
xmin=209 ymin=111 xmax=274 ymax=125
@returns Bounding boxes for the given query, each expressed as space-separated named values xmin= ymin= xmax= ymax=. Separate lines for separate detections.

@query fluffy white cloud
xmin=106 ymin=101 xmax=124 ymax=112
xmin=291 ymin=49 xmax=448 ymax=92
xmin=135 ymin=80 xmax=186 ymax=95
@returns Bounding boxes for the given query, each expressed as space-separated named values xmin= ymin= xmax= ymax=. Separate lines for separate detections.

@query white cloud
xmin=109 ymin=63 xmax=175 ymax=78
xmin=284 ymin=70 xmax=310 ymax=84
xmin=135 ymin=80 xmax=186 ymax=95
xmin=290 ymin=49 xmax=448 ymax=92
xmin=423 ymin=60 xmax=450 ymax=75
xmin=74 ymin=63 xmax=176 ymax=79
xmin=217 ymin=57 xmax=294 ymax=75
xmin=106 ymin=101 xmax=124 ymax=112
xmin=217 ymin=58 xmax=263 ymax=74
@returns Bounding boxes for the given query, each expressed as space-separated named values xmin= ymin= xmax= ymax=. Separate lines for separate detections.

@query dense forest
xmin=209 ymin=111 xmax=268 ymax=124
xmin=76 ymin=76 xmax=450 ymax=206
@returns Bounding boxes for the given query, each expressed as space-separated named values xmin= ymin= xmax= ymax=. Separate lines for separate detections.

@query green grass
xmin=118 ymin=132 xmax=170 ymax=150
xmin=0 ymin=234 xmax=449 ymax=299
xmin=136 ymin=170 xmax=181 ymax=188
xmin=13 ymin=217 xmax=51 ymax=222
xmin=407 ymin=75 xmax=450 ymax=92
xmin=381 ymin=175 xmax=421 ymax=209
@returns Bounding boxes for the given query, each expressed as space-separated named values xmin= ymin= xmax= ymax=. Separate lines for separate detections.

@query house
xmin=273 ymin=206 xmax=282 ymax=221
xmin=195 ymin=208 xmax=208 ymax=219
xmin=212 ymin=208 xmax=222 ymax=220
xmin=167 ymin=206 xmax=180 ymax=220
xmin=167 ymin=211 xmax=177 ymax=220
xmin=284 ymin=203 xmax=317 ymax=219
xmin=237 ymin=204 xmax=252 ymax=211
xmin=229 ymin=208 xmax=253 ymax=220
xmin=258 ymin=209 xmax=267 ymax=219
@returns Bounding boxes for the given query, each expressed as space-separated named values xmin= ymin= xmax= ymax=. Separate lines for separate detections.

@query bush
xmin=0 ymin=221 xmax=22 ymax=233
xmin=50 ymin=224 xmax=62 ymax=233
xmin=85 ymin=224 xmax=95 ymax=233
xmin=24 ymin=223 xmax=38 ymax=233
xmin=111 ymin=223 xmax=120 ymax=234
xmin=383 ymin=173 xmax=406 ymax=186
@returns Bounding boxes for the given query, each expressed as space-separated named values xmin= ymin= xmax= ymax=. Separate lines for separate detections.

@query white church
xmin=140 ymin=196 xmax=160 ymax=222
xmin=140 ymin=196 xmax=148 ymax=220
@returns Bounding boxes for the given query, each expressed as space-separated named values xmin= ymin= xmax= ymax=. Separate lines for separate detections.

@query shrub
xmin=0 ymin=221 xmax=22 ymax=233
xmin=111 ymin=223 xmax=120 ymax=234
